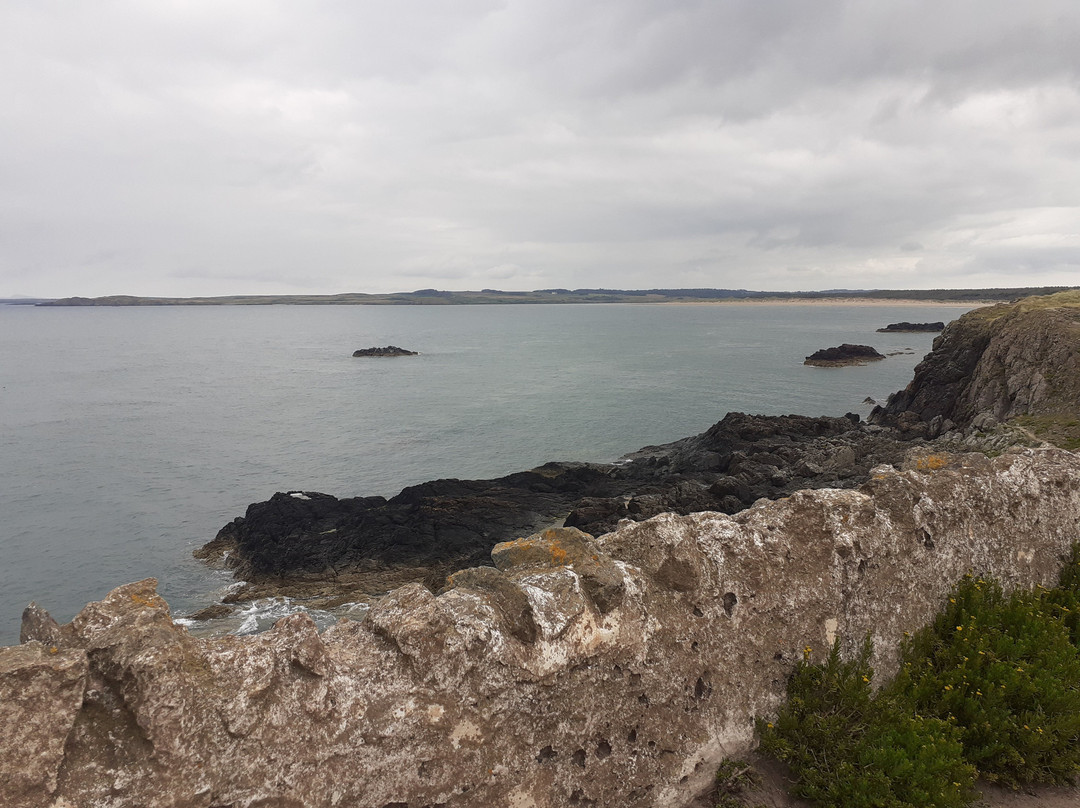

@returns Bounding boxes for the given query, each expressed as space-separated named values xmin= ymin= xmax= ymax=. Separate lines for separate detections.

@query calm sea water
xmin=0 ymin=302 xmax=972 ymax=644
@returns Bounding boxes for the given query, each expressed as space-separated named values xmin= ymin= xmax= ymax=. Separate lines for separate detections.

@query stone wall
xmin=5 ymin=447 xmax=1080 ymax=808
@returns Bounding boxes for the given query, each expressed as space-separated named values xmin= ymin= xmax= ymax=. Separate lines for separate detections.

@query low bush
xmin=1043 ymin=543 xmax=1080 ymax=646
xmin=898 ymin=574 xmax=1080 ymax=786
xmin=758 ymin=546 xmax=1080 ymax=804
xmin=758 ymin=637 xmax=976 ymax=808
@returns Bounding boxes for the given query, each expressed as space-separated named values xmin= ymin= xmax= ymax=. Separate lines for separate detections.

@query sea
xmin=0 ymin=302 xmax=974 ymax=646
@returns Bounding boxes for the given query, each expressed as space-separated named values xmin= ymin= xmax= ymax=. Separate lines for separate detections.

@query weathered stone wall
xmin=5 ymin=447 xmax=1080 ymax=808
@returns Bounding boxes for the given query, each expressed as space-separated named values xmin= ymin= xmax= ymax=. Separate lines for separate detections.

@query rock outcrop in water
xmin=870 ymin=291 xmax=1080 ymax=447
xmin=352 ymin=345 xmax=418 ymax=357
xmin=198 ymin=413 xmax=963 ymax=605
xmin=876 ymin=321 xmax=945 ymax=332
xmin=803 ymin=344 xmax=885 ymax=366
xmin=6 ymin=448 xmax=1080 ymax=808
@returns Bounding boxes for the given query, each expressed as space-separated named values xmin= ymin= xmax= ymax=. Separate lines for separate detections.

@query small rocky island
xmin=352 ymin=345 xmax=418 ymax=357
xmin=804 ymin=343 xmax=885 ymax=367
xmin=876 ymin=321 xmax=945 ymax=333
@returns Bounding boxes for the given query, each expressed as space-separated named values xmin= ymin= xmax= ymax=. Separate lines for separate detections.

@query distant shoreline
xmin=654 ymin=297 xmax=984 ymax=307
xmin=30 ymin=286 xmax=1076 ymax=308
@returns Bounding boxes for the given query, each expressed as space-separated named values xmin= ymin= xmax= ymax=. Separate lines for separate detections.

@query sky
xmin=3 ymin=1 xmax=1080 ymax=298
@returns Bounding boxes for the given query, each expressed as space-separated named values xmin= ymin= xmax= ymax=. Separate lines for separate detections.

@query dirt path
xmin=688 ymin=752 xmax=1080 ymax=807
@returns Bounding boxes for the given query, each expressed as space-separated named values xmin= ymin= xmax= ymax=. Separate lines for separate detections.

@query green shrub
xmin=898 ymin=574 xmax=1080 ymax=786
xmin=1043 ymin=543 xmax=1080 ymax=647
xmin=759 ymin=637 xmax=976 ymax=808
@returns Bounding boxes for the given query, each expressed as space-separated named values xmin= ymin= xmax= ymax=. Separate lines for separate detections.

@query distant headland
xmin=30 ymin=285 xmax=1080 ymax=307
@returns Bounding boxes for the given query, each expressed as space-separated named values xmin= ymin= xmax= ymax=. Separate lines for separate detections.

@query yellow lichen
xmin=548 ymin=540 xmax=569 ymax=565
xmin=915 ymin=454 xmax=950 ymax=471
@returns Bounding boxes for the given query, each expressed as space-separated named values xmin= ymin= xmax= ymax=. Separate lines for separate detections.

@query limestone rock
xmin=5 ymin=449 xmax=1080 ymax=807
xmin=0 ymin=643 xmax=87 ymax=808
xmin=21 ymin=602 xmax=62 ymax=645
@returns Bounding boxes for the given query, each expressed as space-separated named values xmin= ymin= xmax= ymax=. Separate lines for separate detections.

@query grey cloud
xmin=2 ymin=1 xmax=1080 ymax=296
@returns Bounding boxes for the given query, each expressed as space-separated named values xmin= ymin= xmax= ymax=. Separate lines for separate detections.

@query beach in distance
xmin=35 ymin=284 xmax=1064 ymax=308
xmin=0 ymin=301 xmax=974 ymax=645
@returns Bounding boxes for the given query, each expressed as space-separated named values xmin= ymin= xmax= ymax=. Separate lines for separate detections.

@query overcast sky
xmin=3 ymin=1 xmax=1080 ymax=297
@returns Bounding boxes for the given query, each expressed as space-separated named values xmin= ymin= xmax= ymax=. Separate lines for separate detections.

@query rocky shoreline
xmin=6 ymin=290 xmax=1080 ymax=808
xmin=192 ymin=292 xmax=1080 ymax=616
xmin=195 ymin=411 xmax=1022 ymax=613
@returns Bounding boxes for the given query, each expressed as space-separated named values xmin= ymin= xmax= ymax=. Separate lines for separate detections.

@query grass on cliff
xmin=755 ymin=544 xmax=1080 ymax=808
xmin=1010 ymin=414 xmax=1080 ymax=451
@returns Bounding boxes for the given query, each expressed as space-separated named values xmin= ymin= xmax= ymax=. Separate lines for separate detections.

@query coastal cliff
xmin=871 ymin=290 xmax=1080 ymax=446
xmin=6 ymin=448 xmax=1080 ymax=808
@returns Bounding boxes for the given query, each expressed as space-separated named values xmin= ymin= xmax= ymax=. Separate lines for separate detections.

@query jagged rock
xmin=20 ymin=602 xmax=62 ymax=645
xmin=0 ymin=642 xmax=88 ymax=808
xmin=5 ymin=449 xmax=1080 ymax=807
xmin=876 ymin=321 xmax=945 ymax=332
xmin=198 ymin=413 xmax=975 ymax=608
xmin=352 ymin=345 xmax=418 ymax=357
xmin=871 ymin=291 xmax=1080 ymax=446
xmin=804 ymin=344 xmax=885 ymax=366
xmin=491 ymin=527 xmax=626 ymax=615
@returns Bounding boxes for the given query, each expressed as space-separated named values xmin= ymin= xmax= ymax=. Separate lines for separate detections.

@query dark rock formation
xmin=803 ymin=344 xmax=885 ymax=366
xmin=7 ymin=449 xmax=1080 ymax=808
xmin=876 ymin=321 xmax=945 ymax=332
xmin=198 ymin=413 xmax=961 ymax=604
xmin=352 ymin=345 xmax=418 ymax=357
xmin=870 ymin=291 xmax=1080 ymax=444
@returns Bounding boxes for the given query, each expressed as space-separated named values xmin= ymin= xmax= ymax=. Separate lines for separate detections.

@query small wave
xmin=178 ymin=597 xmax=371 ymax=637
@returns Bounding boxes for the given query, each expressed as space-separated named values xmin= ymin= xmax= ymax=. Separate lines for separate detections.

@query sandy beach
xmin=656 ymin=297 xmax=991 ymax=307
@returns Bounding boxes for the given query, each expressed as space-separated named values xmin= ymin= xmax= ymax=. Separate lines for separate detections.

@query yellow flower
xmin=956 ymin=625 xmax=963 ymax=631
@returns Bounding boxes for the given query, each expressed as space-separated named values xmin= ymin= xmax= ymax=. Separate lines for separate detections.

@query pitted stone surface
xmin=3 ymin=448 xmax=1080 ymax=808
